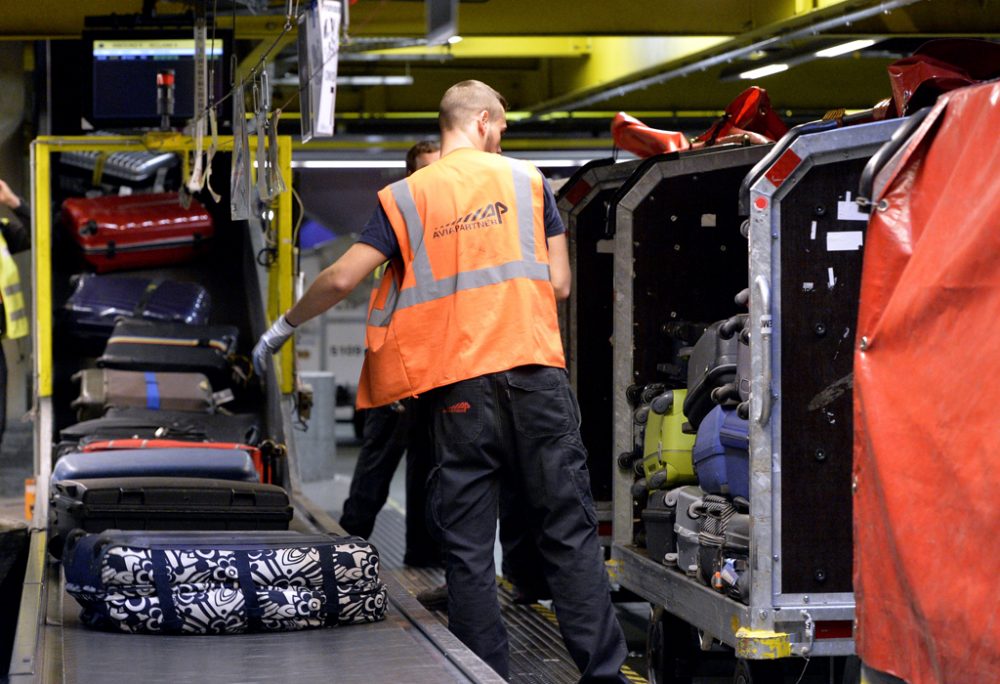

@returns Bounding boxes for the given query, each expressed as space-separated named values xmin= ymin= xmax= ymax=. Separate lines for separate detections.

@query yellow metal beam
xmin=30 ymin=141 xmax=52 ymax=397
xmin=237 ymin=31 xmax=298 ymax=82
xmin=537 ymin=36 xmax=730 ymax=112
xmin=368 ymin=36 xmax=593 ymax=59
xmin=275 ymin=135 xmax=294 ymax=394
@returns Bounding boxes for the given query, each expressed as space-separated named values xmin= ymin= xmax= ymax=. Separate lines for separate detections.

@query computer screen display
xmin=90 ymin=36 xmax=226 ymax=122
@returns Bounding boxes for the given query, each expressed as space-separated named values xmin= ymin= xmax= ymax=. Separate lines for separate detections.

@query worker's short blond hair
xmin=438 ymin=80 xmax=508 ymax=131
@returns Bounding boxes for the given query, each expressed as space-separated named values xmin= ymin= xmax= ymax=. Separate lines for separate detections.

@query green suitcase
xmin=641 ymin=388 xmax=697 ymax=489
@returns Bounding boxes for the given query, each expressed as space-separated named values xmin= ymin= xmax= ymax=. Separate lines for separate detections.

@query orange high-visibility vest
xmin=356 ymin=148 xmax=565 ymax=408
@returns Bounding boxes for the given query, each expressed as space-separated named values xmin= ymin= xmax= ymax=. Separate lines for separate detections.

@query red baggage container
xmin=61 ymin=192 xmax=214 ymax=272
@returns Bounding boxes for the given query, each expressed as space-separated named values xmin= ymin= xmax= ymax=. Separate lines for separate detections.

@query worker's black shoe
xmin=416 ymin=584 xmax=448 ymax=611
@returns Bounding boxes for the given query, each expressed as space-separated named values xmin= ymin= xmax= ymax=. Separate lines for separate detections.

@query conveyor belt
xmin=369 ymin=504 xmax=590 ymax=684
xmin=9 ymin=499 xmax=506 ymax=684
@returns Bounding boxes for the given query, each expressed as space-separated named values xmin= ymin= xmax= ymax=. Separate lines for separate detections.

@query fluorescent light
xmin=815 ymin=39 xmax=877 ymax=58
xmin=337 ymin=75 xmax=414 ymax=86
xmin=292 ymin=160 xmax=406 ymax=169
xmin=292 ymin=158 xmax=587 ymax=170
xmin=738 ymin=63 xmax=789 ymax=80
xmin=448 ymin=35 xmax=463 ymax=45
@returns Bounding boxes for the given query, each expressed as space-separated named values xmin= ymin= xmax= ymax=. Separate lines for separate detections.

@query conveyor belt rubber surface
xmin=370 ymin=504 xmax=630 ymax=684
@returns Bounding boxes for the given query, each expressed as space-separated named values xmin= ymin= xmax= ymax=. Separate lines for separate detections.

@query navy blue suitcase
xmin=51 ymin=448 xmax=260 ymax=483
xmin=64 ymin=274 xmax=210 ymax=339
xmin=62 ymin=530 xmax=386 ymax=634
xmin=49 ymin=478 xmax=292 ymax=557
xmin=692 ymin=405 xmax=750 ymax=499
xmin=97 ymin=319 xmax=239 ymax=386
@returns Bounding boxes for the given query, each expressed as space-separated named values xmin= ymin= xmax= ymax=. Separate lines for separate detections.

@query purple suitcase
xmin=64 ymin=274 xmax=211 ymax=339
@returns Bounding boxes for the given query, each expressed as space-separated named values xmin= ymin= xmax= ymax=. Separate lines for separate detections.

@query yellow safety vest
xmin=0 ymin=231 xmax=28 ymax=340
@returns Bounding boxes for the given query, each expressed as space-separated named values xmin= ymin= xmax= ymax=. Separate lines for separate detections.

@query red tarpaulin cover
xmin=854 ymin=81 xmax=1000 ymax=683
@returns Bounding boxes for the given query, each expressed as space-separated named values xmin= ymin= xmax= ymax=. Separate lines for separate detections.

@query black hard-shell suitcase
xmin=63 ymin=529 xmax=387 ymax=634
xmin=56 ymin=409 xmax=261 ymax=457
xmin=683 ymin=317 xmax=743 ymax=430
xmin=641 ymin=488 xmax=677 ymax=564
xmin=97 ymin=320 xmax=239 ymax=386
xmin=49 ymin=477 xmax=292 ymax=556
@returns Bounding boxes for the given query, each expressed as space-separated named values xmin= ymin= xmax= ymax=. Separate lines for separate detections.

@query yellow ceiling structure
xmin=1 ymin=0 xmax=998 ymax=132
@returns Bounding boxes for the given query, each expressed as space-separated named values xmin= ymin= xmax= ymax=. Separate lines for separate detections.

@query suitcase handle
xmin=856 ymin=107 xmax=934 ymax=213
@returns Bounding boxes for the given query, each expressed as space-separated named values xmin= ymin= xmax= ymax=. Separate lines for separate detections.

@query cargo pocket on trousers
xmin=433 ymin=378 xmax=484 ymax=445
xmin=569 ymin=465 xmax=599 ymax=529
xmin=508 ymin=367 xmax=573 ymax=438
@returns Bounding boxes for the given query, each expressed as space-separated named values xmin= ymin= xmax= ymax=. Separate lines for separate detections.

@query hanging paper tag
xmin=230 ymin=82 xmax=252 ymax=220
xmin=266 ymin=108 xmax=287 ymax=198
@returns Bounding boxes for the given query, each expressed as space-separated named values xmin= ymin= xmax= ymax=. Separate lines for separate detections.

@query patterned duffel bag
xmin=63 ymin=529 xmax=388 ymax=634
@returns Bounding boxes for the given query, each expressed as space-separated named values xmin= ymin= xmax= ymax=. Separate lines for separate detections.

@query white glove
xmin=252 ymin=314 xmax=296 ymax=378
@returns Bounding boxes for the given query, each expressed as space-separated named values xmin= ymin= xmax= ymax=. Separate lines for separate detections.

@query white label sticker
xmin=595 ymin=239 xmax=615 ymax=254
xmin=701 ymin=214 xmax=717 ymax=227
xmin=837 ymin=191 xmax=869 ymax=222
xmin=802 ymin=282 xmax=815 ymax=292
xmin=828 ymin=268 xmax=837 ymax=290
xmin=810 ymin=221 xmax=817 ymax=240
xmin=213 ymin=389 xmax=235 ymax=405
xmin=826 ymin=231 xmax=864 ymax=251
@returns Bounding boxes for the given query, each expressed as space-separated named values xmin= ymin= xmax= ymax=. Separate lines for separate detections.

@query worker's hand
xmin=0 ymin=180 xmax=20 ymax=211
xmin=252 ymin=314 xmax=296 ymax=378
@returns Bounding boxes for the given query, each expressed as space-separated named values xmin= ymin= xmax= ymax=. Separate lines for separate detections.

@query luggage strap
xmin=319 ymin=545 xmax=340 ymax=626
xmin=144 ymin=372 xmax=161 ymax=410
xmin=150 ymin=549 xmax=184 ymax=633
xmin=233 ymin=551 xmax=265 ymax=633
xmin=107 ymin=334 xmax=230 ymax=353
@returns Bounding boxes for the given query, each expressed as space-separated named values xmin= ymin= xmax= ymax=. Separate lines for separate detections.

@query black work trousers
xmin=426 ymin=365 xmax=627 ymax=682
xmin=339 ymin=399 xmax=440 ymax=566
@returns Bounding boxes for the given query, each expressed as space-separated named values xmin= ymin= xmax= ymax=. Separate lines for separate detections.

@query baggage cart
xmin=610 ymin=120 xmax=904 ymax=679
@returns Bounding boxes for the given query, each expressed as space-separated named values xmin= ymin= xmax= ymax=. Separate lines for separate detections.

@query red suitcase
xmin=61 ymin=192 xmax=214 ymax=272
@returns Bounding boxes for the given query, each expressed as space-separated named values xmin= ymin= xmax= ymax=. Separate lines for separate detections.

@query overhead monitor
xmin=86 ymin=31 xmax=230 ymax=127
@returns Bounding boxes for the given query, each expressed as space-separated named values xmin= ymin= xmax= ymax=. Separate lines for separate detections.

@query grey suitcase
xmin=670 ymin=485 xmax=705 ymax=578
xmin=71 ymin=368 xmax=215 ymax=421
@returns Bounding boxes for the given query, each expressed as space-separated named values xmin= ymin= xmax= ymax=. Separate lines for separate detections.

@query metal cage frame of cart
xmin=557 ymin=157 xmax=644 ymax=536
xmin=611 ymin=119 xmax=904 ymax=663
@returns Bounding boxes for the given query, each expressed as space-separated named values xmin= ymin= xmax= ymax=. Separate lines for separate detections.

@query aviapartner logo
xmin=442 ymin=401 xmax=472 ymax=414
xmin=433 ymin=201 xmax=508 ymax=238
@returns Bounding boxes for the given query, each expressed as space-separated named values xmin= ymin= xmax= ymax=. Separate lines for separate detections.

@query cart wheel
xmin=647 ymin=605 xmax=698 ymax=684
xmin=733 ymin=657 xmax=784 ymax=684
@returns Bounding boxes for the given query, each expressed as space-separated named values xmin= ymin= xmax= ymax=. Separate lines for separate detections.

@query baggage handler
xmin=0 ymin=179 xmax=31 ymax=451
xmin=339 ymin=140 xmax=442 ymax=568
xmin=254 ymin=80 xmax=628 ymax=682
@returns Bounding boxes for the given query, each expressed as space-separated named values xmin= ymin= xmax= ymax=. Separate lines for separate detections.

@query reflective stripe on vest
xmin=0 ymin=232 xmax=28 ymax=340
xmin=367 ymin=157 xmax=549 ymax=328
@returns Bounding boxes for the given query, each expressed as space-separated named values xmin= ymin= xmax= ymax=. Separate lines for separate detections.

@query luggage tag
xmin=212 ymin=388 xmax=235 ymax=406
xmin=185 ymin=20 xmax=210 ymax=196
xmin=265 ymin=107 xmax=286 ymax=198
xmin=230 ymin=71 xmax=252 ymax=221
xmin=254 ymin=73 xmax=272 ymax=202
xmin=203 ymin=108 xmax=222 ymax=204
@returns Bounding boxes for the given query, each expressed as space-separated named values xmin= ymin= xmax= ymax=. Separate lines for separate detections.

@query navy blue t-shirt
xmin=358 ymin=174 xmax=565 ymax=260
